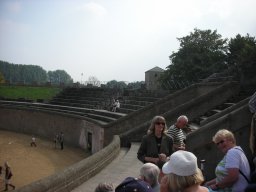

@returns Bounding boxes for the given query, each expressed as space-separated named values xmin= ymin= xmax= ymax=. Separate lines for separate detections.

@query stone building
xmin=145 ymin=66 xmax=165 ymax=90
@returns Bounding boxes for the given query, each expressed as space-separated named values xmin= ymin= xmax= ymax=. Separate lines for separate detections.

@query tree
xmin=0 ymin=60 xmax=48 ymax=84
xmin=227 ymin=34 xmax=256 ymax=84
xmin=127 ymin=81 xmax=145 ymax=89
xmin=106 ymin=80 xmax=127 ymax=89
xmin=0 ymin=71 xmax=5 ymax=83
xmin=162 ymin=29 xmax=228 ymax=85
xmin=87 ymin=76 xmax=101 ymax=87
xmin=47 ymin=70 xmax=73 ymax=84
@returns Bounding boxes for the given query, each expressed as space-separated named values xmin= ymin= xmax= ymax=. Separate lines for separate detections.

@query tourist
xmin=249 ymin=91 xmax=256 ymax=155
xmin=95 ymin=182 xmax=114 ymax=192
xmin=59 ymin=132 xmax=64 ymax=150
xmin=54 ymin=133 xmax=59 ymax=149
xmin=4 ymin=161 xmax=15 ymax=191
xmin=137 ymin=116 xmax=173 ymax=169
xmin=204 ymin=129 xmax=250 ymax=192
xmin=244 ymin=157 xmax=256 ymax=191
xmin=110 ymin=98 xmax=116 ymax=111
xmin=139 ymin=163 xmax=160 ymax=192
xmin=115 ymin=177 xmax=153 ymax=192
xmin=160 ymin=150 xmax=208 ymax=192
xmin=112 ymin=99 xmax=120 ymax=112
xmin=166 ymin=115 xmax=188 ymax=151
xmin=0 ymin=166 xmax=3 ymax=188
xmin=30 ymin=135 xmax=37 ymax=147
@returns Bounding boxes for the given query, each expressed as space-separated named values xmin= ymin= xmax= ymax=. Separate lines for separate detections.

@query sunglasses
xmin=216 ymin=140 xmax=225 ymax=146
xmin=155 ymin=122 xmax=165 ymax=126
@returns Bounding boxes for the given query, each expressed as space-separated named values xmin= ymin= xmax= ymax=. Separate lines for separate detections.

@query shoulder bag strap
xmin=239 ymin=169 xmax=250 ymax=183
xmin=234 ymin=147 xmax=250 ymax=183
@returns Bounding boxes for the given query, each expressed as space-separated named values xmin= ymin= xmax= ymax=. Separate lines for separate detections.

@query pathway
xmin=71 ymin=143 xmax=142 ymax=192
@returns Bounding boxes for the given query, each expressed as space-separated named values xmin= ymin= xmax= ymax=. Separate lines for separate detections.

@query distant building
xmin=145 ymin=66 xmax=165 ymax=90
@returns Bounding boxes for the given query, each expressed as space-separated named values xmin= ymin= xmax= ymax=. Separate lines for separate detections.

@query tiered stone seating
xmin=49 ymin=87 xmax=170 ymax=123
xmin=118 ymin=93 xmax=169 ymax=114
xmin=50 ymin=87 xmax=112 ymax=110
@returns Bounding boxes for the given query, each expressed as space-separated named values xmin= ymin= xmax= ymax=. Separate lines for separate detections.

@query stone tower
xmin=145 ymin=66 xmax=165 ymax=90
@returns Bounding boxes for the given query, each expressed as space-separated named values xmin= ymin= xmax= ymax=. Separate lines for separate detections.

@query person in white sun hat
xmin=160 ymin=150 xmax=209 ymax=192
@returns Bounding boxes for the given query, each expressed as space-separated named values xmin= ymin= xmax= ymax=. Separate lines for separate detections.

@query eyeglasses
xmin=216 ymin=140 xmax=225 ymax=146
xmin=155 ymin=122 xmax=165 ymax=126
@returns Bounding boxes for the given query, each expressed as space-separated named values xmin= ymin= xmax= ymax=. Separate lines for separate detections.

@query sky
xmin=0 ymin=0 xmax=256 ymax=84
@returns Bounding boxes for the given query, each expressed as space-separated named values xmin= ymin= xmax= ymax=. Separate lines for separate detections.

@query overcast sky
xmin=0 ymin=0 xmax=256 ymax=83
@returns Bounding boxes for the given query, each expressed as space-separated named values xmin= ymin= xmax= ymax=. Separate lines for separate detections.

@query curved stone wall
xmin=15 ymin=135 xmax=120 ymax=192
xmin=0 ymin=107 xmax=104 ymax=153
xmin=0 ymin=106 xmax=121 ymax=191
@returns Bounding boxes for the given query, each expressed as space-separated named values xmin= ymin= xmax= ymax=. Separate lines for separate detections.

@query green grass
xmin=0 ymin=85 xmax=62 ymax=101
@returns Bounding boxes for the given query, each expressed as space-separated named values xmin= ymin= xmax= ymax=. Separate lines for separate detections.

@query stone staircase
xmin=187 ymin=90 xmax=250 ymax=131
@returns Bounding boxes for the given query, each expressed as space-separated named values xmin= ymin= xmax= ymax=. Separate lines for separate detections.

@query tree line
xmin=0 ymin=60 xmax=73 ymax=85
xmin=160 ymin=29 xmax=256 ymax=89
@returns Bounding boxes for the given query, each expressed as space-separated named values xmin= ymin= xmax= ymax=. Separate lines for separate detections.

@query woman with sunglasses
xmin=205 ymin=129 xmax=250 ymax=192
xmin=137 ymin=116 xmax=174 ymax=169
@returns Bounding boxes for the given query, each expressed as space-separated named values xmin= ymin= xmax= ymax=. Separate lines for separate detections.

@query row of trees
xmin=160 ymin=29 xmax=256 ymax=88
xmin=0 ymin=60 xmax=73 ymax=85
xmin=85 ymin=77 xmax=144 ymax=90
xmin=0 ymin=60 xmax=145 ymax=89
xmin=105 ymin=80 xmax=144 ymax=89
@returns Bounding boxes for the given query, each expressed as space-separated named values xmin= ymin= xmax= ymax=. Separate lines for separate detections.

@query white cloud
xmin=78 ymin=2 xmax=107 ymax=17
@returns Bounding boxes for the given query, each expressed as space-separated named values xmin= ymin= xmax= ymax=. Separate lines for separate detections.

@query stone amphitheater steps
xmin=0 ymin=100 xmax=126 ymax=124
xmin=71 ymin=143 xmax=143 ymax=192
xmin=51 ymin=101 xmax=95 ymax=109
xmin=85 ymin=113 xmax=117 ymax=123
xmin=189 ymin=91 xmax=250 ymax=129
xmin=117 ymin=108 xmax=136 ymax=114
xmin=120 ymin=103 xmax=144 ymax=110
xmin=122 ymin=100 xmax=153 ymax=106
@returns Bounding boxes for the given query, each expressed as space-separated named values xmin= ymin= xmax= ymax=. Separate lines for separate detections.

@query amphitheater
xmin=0 ymin=80 xmax=255 ymax=192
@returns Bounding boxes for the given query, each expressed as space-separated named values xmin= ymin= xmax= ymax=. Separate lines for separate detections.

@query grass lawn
xmin=0 ymin=85 xmax=62 ymax=101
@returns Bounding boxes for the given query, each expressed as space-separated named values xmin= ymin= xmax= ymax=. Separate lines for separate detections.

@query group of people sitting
xmin=95 ymin=114 xmax=254 ymax=192
xmin=111 ymin=99 xmax=120 ymax=112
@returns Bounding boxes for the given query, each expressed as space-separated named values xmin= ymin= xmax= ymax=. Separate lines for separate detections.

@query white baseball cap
xmin=162 ymin=150 xmax=198 ymax=176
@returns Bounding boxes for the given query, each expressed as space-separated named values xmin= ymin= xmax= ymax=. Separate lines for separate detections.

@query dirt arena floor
xmin=0 ymin=130 xmax=90 ymax=191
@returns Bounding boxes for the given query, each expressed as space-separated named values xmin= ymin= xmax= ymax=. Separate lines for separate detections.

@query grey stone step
xmin=85 ymin=113 xmax=117 ymax=123
xmin=71 ymin=143 xmax=143 ymax=192
xmin=211 ymin=109 xmax=222 ymax=113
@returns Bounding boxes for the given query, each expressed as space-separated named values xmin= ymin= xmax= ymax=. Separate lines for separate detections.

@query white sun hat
xmin=162 ymin=150 xmax=198 ymax=176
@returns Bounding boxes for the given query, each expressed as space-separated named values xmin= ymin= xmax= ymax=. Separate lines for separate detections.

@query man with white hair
xmin=166 ymin=115 xmax=188 ymax=151
xmin=139 ymin=163 xmax=160 ymax=192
